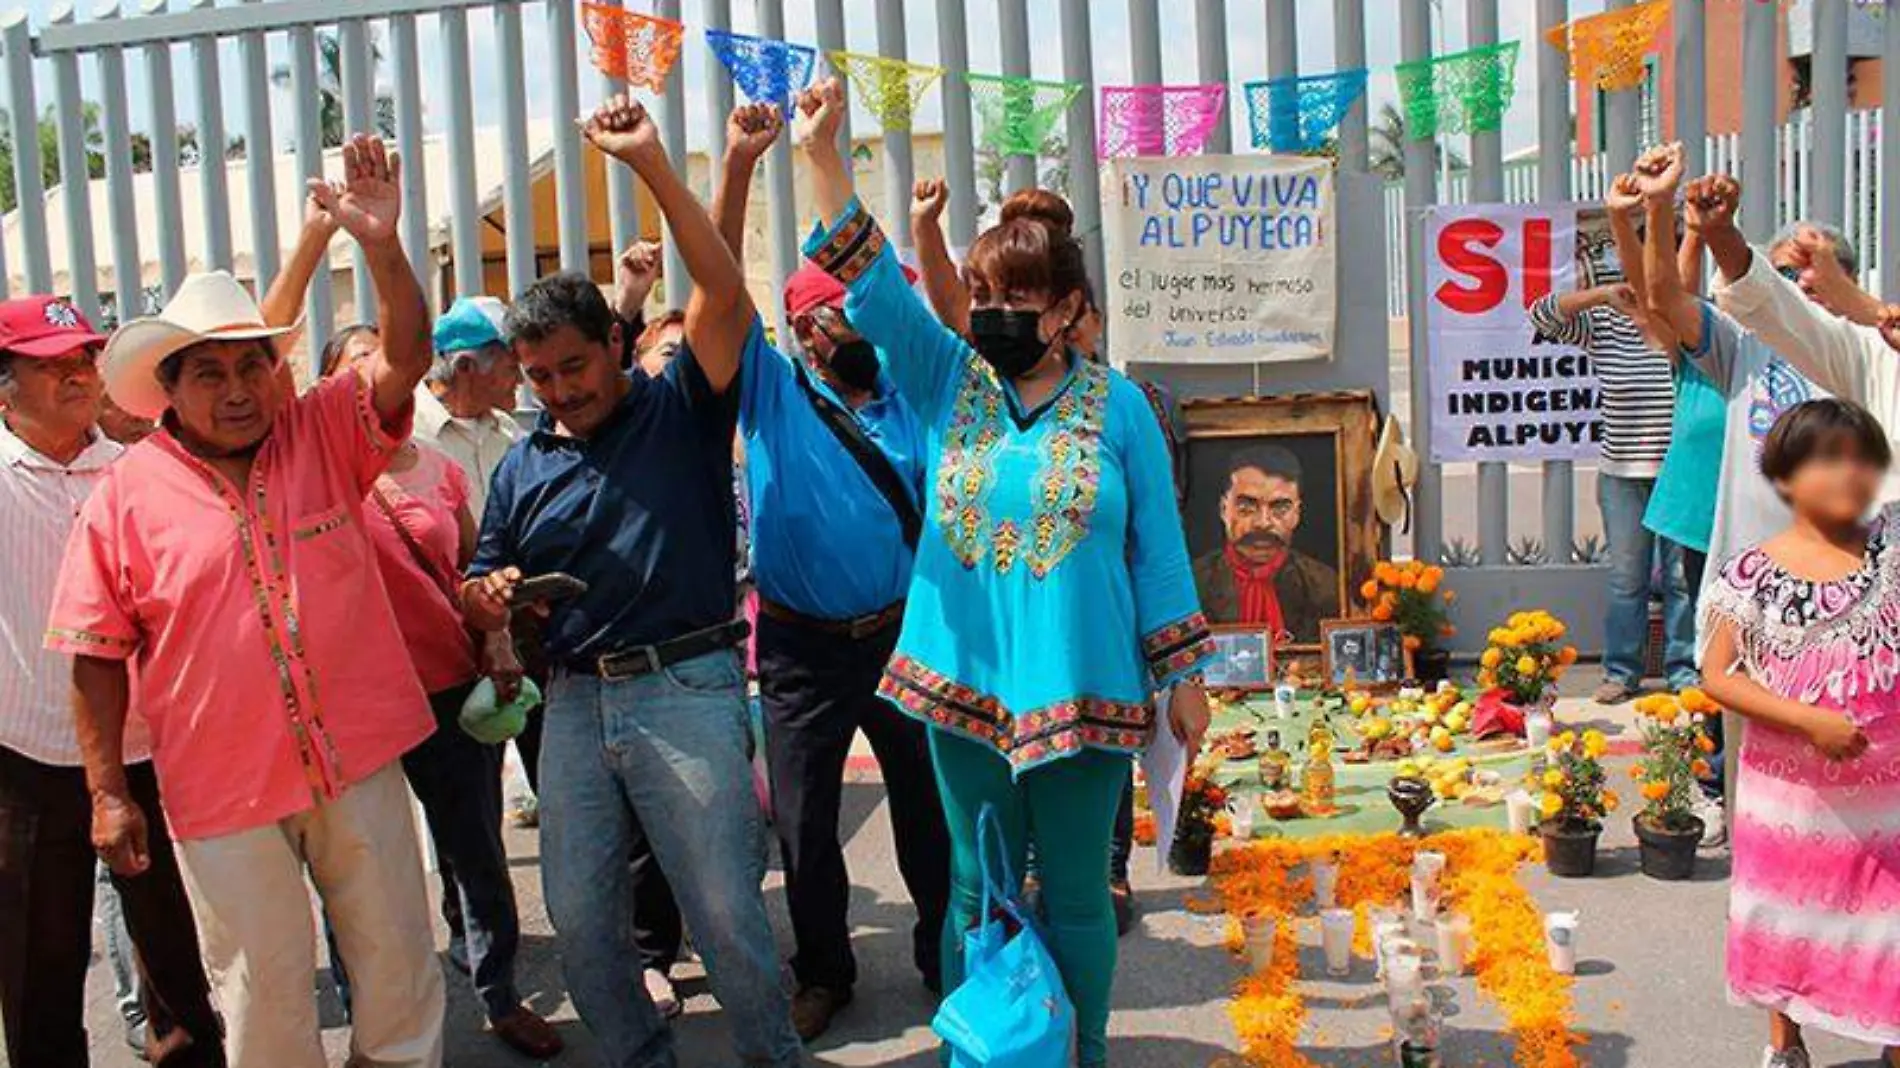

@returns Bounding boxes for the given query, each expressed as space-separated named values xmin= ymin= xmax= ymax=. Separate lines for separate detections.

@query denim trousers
xmin=1597 ymin=474 xmax=1696 ymax=687
xmin=540 ymin=649 xmax=800 ymax=1068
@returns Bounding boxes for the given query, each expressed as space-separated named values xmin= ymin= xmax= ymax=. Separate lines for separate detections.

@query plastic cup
xmin=1525 ymin=709 xmax=1554 ymax=751
xmin=1320 ymin=908 xmax=1355 ymax=976
xmin=1410 ymin=852 xmax=1446 ymax=921
xmin=1231 ymin=800 xmax=1256 ymax=841
xmin=1312 ymin=858 xmax=1340 ymax=910
xmin=1544 ymin=910 xmax=1579 ymax=975
xmin=1274 ymin=682 xmax=1297 ymax=719
xmin=1371 ymin=913 xmax=1407 ymax=977
xmin=1385 ymin=951 xmax=1425 ymax=1002
xmin=1241 ymin=913 xmax=1277 ymax=972
xmin=1506 ymin=790 xmax=1536 ymax=835
xmin=1434 ymin=913 xmax=1472 ymax=975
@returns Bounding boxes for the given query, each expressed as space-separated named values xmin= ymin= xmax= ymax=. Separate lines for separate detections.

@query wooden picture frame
xmin=1179 ymin=390 xmax=1382 ymax=656
xmin=1320 ymin=618 xmax=1406 ymax=691
xmin=1202 ymin=624 xmax=1276 ymax=692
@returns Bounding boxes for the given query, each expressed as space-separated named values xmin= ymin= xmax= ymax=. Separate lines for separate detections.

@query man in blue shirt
xmin=460 ymin=96 xmax=799 ymax=1068
xmin=714 ymin=103 xmax=949 ymax=1039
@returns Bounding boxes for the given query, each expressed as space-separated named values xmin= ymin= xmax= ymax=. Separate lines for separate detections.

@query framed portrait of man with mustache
xmin=1180 ymin=393 xmax=1380 ymax=652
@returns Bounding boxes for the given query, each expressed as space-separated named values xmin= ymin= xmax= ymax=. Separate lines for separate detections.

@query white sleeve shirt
xmin=411 ymin=385 xmax=524 ymax=523
xmin=0 ymin=420 xmax=150 ymax=766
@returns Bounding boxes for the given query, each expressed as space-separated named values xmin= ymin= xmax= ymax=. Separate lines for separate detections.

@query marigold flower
xmin=1372 ymin=602 xmax=1394 ymax=622
xmin=1444 ymin=590 xmax=1458 ymax=605
xmin=1542 ymin=769 xmax=1565 ymax=789
xmin=1481 ymin=648 xmax=1503 ymax=669
xmin=1418 ymin=573 xmax=1440 ymax=594
xmin=1557 ymin=645 xmax=1579 ymax=666
xmin=1629 ymin=764 xmax=1646 ymax=780
xmin=1641 ymin=781 xmax=1670 ymax=802
xmin=1679 ymin=686 xmax=1719 ymax=714
xmin=1397 ymin=571 xmax=1418 ymax=590
xmin=1690 ymin=759 xmax=1712 ymax=778
xmin=1602 ymin=789 xmax=1619 ymax=812
xmin=1516 ymin=655 xmax=1538 ymax=676
xmin=1375 ymin=562 xmax=1399 ymax=584
xmin=1360 ymin=579 xmax=1380 ymax=601
xmin=1581 ymin=730 xmax=1607 ymax=759
xmin=1539 ymin=791 xmax=1564 ymax=818
xmin=1695 ymin=733 xmax=1717 ymax=754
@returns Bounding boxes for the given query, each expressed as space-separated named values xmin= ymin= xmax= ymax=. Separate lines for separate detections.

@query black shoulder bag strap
xmin=792 ymin=363 xmax=923 ymax=550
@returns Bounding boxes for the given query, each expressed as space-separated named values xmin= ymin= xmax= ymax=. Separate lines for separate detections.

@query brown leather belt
xmin=758 ymin=597 xmax=905 ymax=640
xmin=570 ymin=620 xmax=752 ymax=681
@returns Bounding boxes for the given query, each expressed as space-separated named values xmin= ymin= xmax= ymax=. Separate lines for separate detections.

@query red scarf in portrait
xmin=1225 ymin=543 xmax=1286 ymax=637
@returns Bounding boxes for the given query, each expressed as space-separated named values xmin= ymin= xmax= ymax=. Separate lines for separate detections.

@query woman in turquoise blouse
xmin=797 ymin=79 xmax=1214 ymax=1066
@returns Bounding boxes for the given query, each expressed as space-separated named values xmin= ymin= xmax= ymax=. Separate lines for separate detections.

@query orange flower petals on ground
xmin=1210 ymin=830 xmax=1581 ymax=1068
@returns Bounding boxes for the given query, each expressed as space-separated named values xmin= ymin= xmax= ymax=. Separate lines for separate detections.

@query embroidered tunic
xmin=804 ymin=201 xmax=1214 ymax=774
xmin=1700 ymin=504 xmax=1900 ymax=1046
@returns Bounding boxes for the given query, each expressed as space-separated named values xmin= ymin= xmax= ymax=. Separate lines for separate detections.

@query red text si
xmin=1433 ymin=217 xmax=1554 ymax=314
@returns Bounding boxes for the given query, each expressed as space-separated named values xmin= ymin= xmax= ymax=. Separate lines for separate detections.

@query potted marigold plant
xmin=1537 ymin=728 xmax=1617 ymax=877
xmin=1359 ymin=560 xmax=1458 ymax=683
xmin=1170 ymin=766 xmax=1229 ymax=877
xmin=1629 ymin=689 xmax=1720 ymax=880
xmin=1477 ymin=610 xmax=1578 ymax=711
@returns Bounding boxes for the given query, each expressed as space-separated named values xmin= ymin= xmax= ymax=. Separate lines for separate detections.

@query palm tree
xmin=271 ymin=29 xmax=397 ymax=148
xmin=1368 ymin=100 xmax=1467 ymax=181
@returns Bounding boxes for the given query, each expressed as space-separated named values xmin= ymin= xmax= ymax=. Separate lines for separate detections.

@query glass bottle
xmin=1303 ymin=716 xmax=1337 ymax=808
xmin=1258 ymin=729 xmax=1291 ymax=790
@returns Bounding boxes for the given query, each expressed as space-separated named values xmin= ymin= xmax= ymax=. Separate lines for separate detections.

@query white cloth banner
xmin=1103 ymin=155 xmax=1336 ymax=365
xmin=1424 ymin=202 xmax=1604 ymax=463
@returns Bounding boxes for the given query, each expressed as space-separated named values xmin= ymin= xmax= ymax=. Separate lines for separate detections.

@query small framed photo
xmin=1202 ymin=626 xmax=1275 ymax=691
xmin=1320 ymin=619 xmax=1405 ymax=691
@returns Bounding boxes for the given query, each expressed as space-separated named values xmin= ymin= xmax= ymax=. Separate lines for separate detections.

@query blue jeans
xmin=1598 ymin=474 xmax=1696 ymax=687
xmin=541 ymin=650 xmax=799 ymax=1068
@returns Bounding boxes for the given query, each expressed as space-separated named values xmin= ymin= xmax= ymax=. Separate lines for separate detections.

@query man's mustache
xmin=1238 ymin=532 xmax=1286 ymax=550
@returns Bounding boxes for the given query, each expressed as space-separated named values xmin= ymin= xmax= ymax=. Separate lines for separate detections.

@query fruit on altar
xmin=1263 ymin=790 xmax=1304 ymax=819
xmin=1362 ymin=716 xmax=1394 ymax=741
xmin=1349 ymin=694 xmax=1372 ymax=715
xmin=1444 ymin=710 xmax=1469 ymax=734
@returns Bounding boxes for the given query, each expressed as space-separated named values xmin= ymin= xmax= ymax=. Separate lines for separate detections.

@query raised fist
xmin=583 ymin=94 xmax=664 ymax=168
xmin=794 ymin=77 xmax=847 ymax=150
xmin=912 ymin=178 xmax=949 ymax=226
xmin=726 ymin=102 xmax=783 ymax=164
xmin=1681 ymin=174 xmax=1740 ymax=235
xmin=614 ymin=240 xmax=663 ymax=321
xmin=1632 ymin=142 xmax=1684 ymax=203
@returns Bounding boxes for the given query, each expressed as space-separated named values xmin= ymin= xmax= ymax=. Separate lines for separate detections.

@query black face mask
xmin=823 ymin=338 xmax=882 ymax=392
xmin=969 ymin=307 xmax=1051 ymax=380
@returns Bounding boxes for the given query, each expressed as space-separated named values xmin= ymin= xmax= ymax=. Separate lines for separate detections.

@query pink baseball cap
xmin=0 ymin=296 xmax=109 ymax=358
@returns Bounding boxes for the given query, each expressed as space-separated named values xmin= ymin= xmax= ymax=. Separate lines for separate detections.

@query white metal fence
xmin=1383 ymin=108 xmax=1888 ymax=318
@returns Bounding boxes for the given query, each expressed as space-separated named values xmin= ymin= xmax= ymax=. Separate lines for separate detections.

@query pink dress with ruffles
xmin=1700 ymin=505 xmax=1900 ymax=1046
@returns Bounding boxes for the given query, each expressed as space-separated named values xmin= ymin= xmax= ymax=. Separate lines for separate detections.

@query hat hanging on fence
xmin=1372 ymin=414 xmax=1419 ymax=532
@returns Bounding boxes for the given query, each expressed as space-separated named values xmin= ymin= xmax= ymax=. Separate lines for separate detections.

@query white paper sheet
xmin=1139 ymin=692 xmax=1187 ymax=874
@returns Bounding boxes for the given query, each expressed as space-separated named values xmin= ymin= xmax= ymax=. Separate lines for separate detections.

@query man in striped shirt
xmin=1530 ymin=241 xmax=1692 ymax=704
xmin=0 ymin=295 xmax=224 ymax=1066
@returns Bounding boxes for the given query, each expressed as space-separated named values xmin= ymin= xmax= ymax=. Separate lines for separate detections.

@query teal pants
xmin=930 ymin=727 xmax=1126 ymax=1067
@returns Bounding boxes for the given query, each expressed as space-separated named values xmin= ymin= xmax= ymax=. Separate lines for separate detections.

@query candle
xmin=1372 ymin=914 xmax=1408 ymax=978
xmin=1411 ymin=852 xmax=1446 ymax=921
xmin=1320 ymin=908 xmax=1354 ymax=977
xmin=1312 ymin=857 xmax=1340 ymax=910
xmin=1241 ymin=912 xmax=1277 ymax=972
xmin=1544 ymin=910 xmax=1579 ymax=975
xmin=1505 ymin=789 xmax=1536 ymax=834
xmin=1434 ymin=913 xmax=1472 ymax=975
xmin=1385 ymin=950 xmax=1425 ymax=1002
xmin=1274 ymin=682 xmax=1297 ymax=719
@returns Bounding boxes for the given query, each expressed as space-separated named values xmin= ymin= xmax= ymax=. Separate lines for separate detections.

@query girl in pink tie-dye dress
xmin=1699 ymin=399 xmax=1900 ymax=1068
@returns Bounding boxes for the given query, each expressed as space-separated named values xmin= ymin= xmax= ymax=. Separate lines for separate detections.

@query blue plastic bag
xmin=932 ymin=804 xmax=1076 ymax=1067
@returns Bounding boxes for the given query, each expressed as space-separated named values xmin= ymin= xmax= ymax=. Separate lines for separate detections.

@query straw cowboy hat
xmin=104 ymin=271 xmax=295 ymax=420
xmin=1372 ymin=414 xmax=1420 ymax=531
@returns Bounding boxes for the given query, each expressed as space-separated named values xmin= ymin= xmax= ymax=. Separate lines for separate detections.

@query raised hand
xmin=583 ymin=93 xmax=665 ymax=170
xmin=1633 ymin=142 xmax=1684 ymax=203
xmin=614 ymin=240 xmax=663 ymax=321
xmin=308 ymin=134 xmax=401 ymax=248
xmin=726 ymin=103 xmax=783 ymax=164
xmin=1605 ymin=173 xmax=1644 ymax=217
xmin=794 ymin=76 xmax=847 ymax=151
xmin=912 ymin=178 xmax=949 ymax=227
xmin=1682 ymin=174 xmax=1740 ymax=235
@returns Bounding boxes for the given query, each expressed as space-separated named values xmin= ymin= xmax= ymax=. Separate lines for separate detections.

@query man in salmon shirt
xmin=45 ymin=135 xmax=445 ymax=1068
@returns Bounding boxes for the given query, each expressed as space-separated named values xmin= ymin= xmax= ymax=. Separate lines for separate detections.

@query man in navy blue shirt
xmin=712 ymin=103 xmax=950 ymax=1040
xmin=460 ymin=96 xmax=799 ymax=1068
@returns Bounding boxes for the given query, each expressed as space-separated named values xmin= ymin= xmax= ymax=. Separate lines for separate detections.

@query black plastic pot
xmin=1635 ymin=815 xmax=1705 ymax=881
xmin=1169 ymin=834 xmax=1213 ymax=877
xmin=1539 ymin=820 xmax=1601 ymax=878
